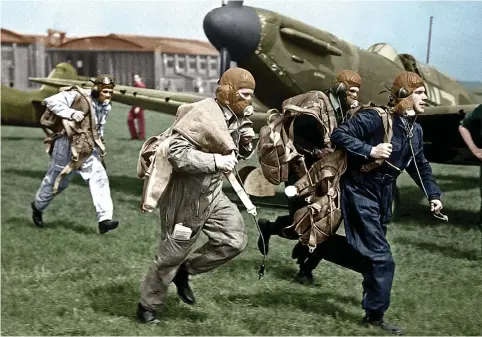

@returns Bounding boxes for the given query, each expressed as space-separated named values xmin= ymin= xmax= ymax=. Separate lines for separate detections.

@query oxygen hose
xmin=224 ymin=170 xmax=266 ymax=279
xmin=406 ymin=118 xmax=448 ymax=222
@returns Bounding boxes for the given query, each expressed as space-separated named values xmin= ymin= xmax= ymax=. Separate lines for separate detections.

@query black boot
xmin=257 ymin=218 xmax=272 ymax=255
xmin=173 ymin=265 xmax=195 ymax=305
xmin=98 ymin=219 xmax=119 ymax=234
xmin=291 ymin=242 xmax=309 ymax=262
xmin=361 ymin=315 xmax=403 ymax=335
xmin=31 ymin=201 xmax=44 ymax=228
xmin=136 ymin=303 xmax=160 ymax=324
xmin=294 ymin=264 xmax=314 ymax=285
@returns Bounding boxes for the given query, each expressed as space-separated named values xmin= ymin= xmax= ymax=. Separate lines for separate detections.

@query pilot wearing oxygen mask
xmin=137 ymin=68 xmax=255 ymax=324
xmin=325 ymin=71 xmax=444 ymax=335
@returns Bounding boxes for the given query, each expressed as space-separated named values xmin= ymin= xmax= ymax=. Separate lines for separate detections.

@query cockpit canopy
xmin=367 ymin=43 xmax=404 ymax=69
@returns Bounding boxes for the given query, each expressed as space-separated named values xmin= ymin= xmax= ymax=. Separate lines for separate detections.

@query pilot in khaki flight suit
xmin=137 ymin=68 xmax=256 ymax=324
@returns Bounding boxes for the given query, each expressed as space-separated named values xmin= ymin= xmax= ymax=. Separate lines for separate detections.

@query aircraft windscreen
xmin=367 ymin=43 xmax=404 ymax=68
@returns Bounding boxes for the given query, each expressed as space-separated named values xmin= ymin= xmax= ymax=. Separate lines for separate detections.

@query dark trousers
xmin=301 ymin=174 xmax=396 ymax=318
xmin=266 ymin=172 xmax=308 ymax=239
xmin=299 ymin=234 xmax=367 ymax=273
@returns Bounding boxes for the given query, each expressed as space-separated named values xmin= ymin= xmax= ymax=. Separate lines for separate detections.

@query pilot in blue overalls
xmin=309 ymin=71 xmax=444 ymax=335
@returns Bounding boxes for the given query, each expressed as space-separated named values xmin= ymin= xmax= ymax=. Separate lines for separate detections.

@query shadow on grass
xmin=269 ymin=263 xmax=300 ymax=281
xmin=86 ymin=281 xmax=208 ymax=322
xmin=5 ymin=216 xmax=96 ymax=235
xmin=1 ymin=135 xmax=45 ymax=141
xmin=394 ymin=236 xmax=480 ymax=261
xmin=268 ymin=264 xmax=361 ymax=304
xmin=213 ymin=287 xmax=361 ymax=323
xmin=213 ymin=257 xmax=362 ymax=307
xmin=396 ymin=182 xmax=480 ymax=231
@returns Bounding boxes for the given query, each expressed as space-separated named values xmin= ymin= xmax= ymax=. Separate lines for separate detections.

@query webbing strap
xmin=360 ymin=107 xmax=394 ymax=172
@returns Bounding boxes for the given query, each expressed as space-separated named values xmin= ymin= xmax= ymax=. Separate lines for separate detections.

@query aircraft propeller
xmin=203 ymin=0 xmax=260 ymax=76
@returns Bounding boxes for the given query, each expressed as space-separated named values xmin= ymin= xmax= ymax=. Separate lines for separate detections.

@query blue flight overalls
xmin=331 ymin=108 xmax=441 ymax=318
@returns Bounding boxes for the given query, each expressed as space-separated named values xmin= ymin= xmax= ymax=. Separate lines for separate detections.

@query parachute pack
xmin=256 ymin=90 xmax=337 ymax=185
xmin=257 ymin=91 xmax=394 ymax=249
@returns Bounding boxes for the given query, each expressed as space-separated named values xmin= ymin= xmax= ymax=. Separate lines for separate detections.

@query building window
xmin=177 ymin=60 xmax=185 ymax=70
xmin=166 ymin=60 xmax=174 ymax=68
xmin=200 ymin=62 xmax=207 ymax=70
xmin=189 ymin=60 xmax=197 ymax=70
xmin=210 ymin=62 xmax=218 ymax=70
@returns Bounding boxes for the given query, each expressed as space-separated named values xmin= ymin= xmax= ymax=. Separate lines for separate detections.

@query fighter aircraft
xmin=4 ymin=1 xmax=481 ymax=169
xmin=203 ymin=1 xmax=481 ymax=165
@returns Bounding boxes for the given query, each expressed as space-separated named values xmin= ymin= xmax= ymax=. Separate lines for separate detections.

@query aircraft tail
xmin=39 ymin=62 xmax=79 ymax=91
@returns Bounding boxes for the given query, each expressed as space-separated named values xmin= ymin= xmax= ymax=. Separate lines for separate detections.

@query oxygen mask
xmin=349 ymin=99 xmax=359 ymax=109
xmin=242 ymin=105 xmax=254 ymax=117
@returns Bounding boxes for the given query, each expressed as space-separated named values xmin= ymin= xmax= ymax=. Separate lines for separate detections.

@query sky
xmin=2 ymin=0 xmax=481 ymax=81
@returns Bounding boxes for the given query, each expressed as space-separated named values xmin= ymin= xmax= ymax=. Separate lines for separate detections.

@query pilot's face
xmin=98 ymin=87 xmax=114 ymax=104
xmin=347 ymin=86 xmax=360 ymax=108
xmin=412 ymin=86 xmax=427 ymax=113
xmin=234 ymin=88 xmax=254 ymax=116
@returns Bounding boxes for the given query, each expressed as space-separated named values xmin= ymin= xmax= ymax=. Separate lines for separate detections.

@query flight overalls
xmin=331 ymin=109 xmax=441 ymax=318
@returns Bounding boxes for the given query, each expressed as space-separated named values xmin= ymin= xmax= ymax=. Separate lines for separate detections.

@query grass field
xmin=2 ymin=103 xmax=482 ymax=335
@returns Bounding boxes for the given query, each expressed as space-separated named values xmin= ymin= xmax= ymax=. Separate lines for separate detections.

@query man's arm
xmin=459 ymin=125 xmax=480 ymax=157
xmin=237 ymin=118 xmax=255 ymax=159
xmin=43 ymin=91 xmax=81 ymax=119
xmin=238 ymin=141 xmax=254 ymax=159
xmin=168 ymin=133 xmax=218 ymax=174
xmin=459 ymin=105 xmax=482 ymax=160
xmin=405 ymin=126 xmax=442 ymax=200
xmin=330 ymin=109 xmax=381 ymax=158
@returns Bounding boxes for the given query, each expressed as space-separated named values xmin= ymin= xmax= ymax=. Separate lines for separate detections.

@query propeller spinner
xmin=203 ymin=0 xmax=261 ymax=76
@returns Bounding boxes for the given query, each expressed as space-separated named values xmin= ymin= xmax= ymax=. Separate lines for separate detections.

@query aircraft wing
xmin=29 ymin=76 xmax=269 ymax=132
xmin=422 ymin=104 xmax=479 ymax=116
xmin=29 ymin=77 xmax=206 ymax=116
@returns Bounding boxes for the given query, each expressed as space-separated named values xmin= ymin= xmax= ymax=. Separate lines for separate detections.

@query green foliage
xmin=2 ymin=104 xmax=481 ymax=335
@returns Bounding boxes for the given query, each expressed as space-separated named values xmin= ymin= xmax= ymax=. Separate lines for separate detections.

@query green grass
xmin=2 ymin=103 xmax=482 ymax=335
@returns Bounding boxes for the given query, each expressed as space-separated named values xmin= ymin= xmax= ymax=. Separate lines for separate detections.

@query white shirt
xmin=43 ymin=90 xmax=111 ymax=137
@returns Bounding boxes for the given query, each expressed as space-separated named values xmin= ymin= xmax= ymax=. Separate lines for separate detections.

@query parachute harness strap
xmin=232 ymin=169 xmax=266 ymax=279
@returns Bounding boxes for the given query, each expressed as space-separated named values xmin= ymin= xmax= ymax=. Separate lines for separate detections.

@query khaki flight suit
xmin=140 ymin=98 xmax=252 ymax=311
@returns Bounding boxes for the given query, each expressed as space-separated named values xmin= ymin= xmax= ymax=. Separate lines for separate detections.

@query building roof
xmin=1 ymin=28 xmax=72 ymax=46
xmin=1 ymin=28 xmax=219 ymax=55
xmin=57 ymin=33 xmax=218 ymax=55
xmin=109 ymin=34 xmax=219 ymax=55
xmin=1 ymin=28 xmax=30 ymax=44
xmin=58 ymin=35 xmax=145 ymax=51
